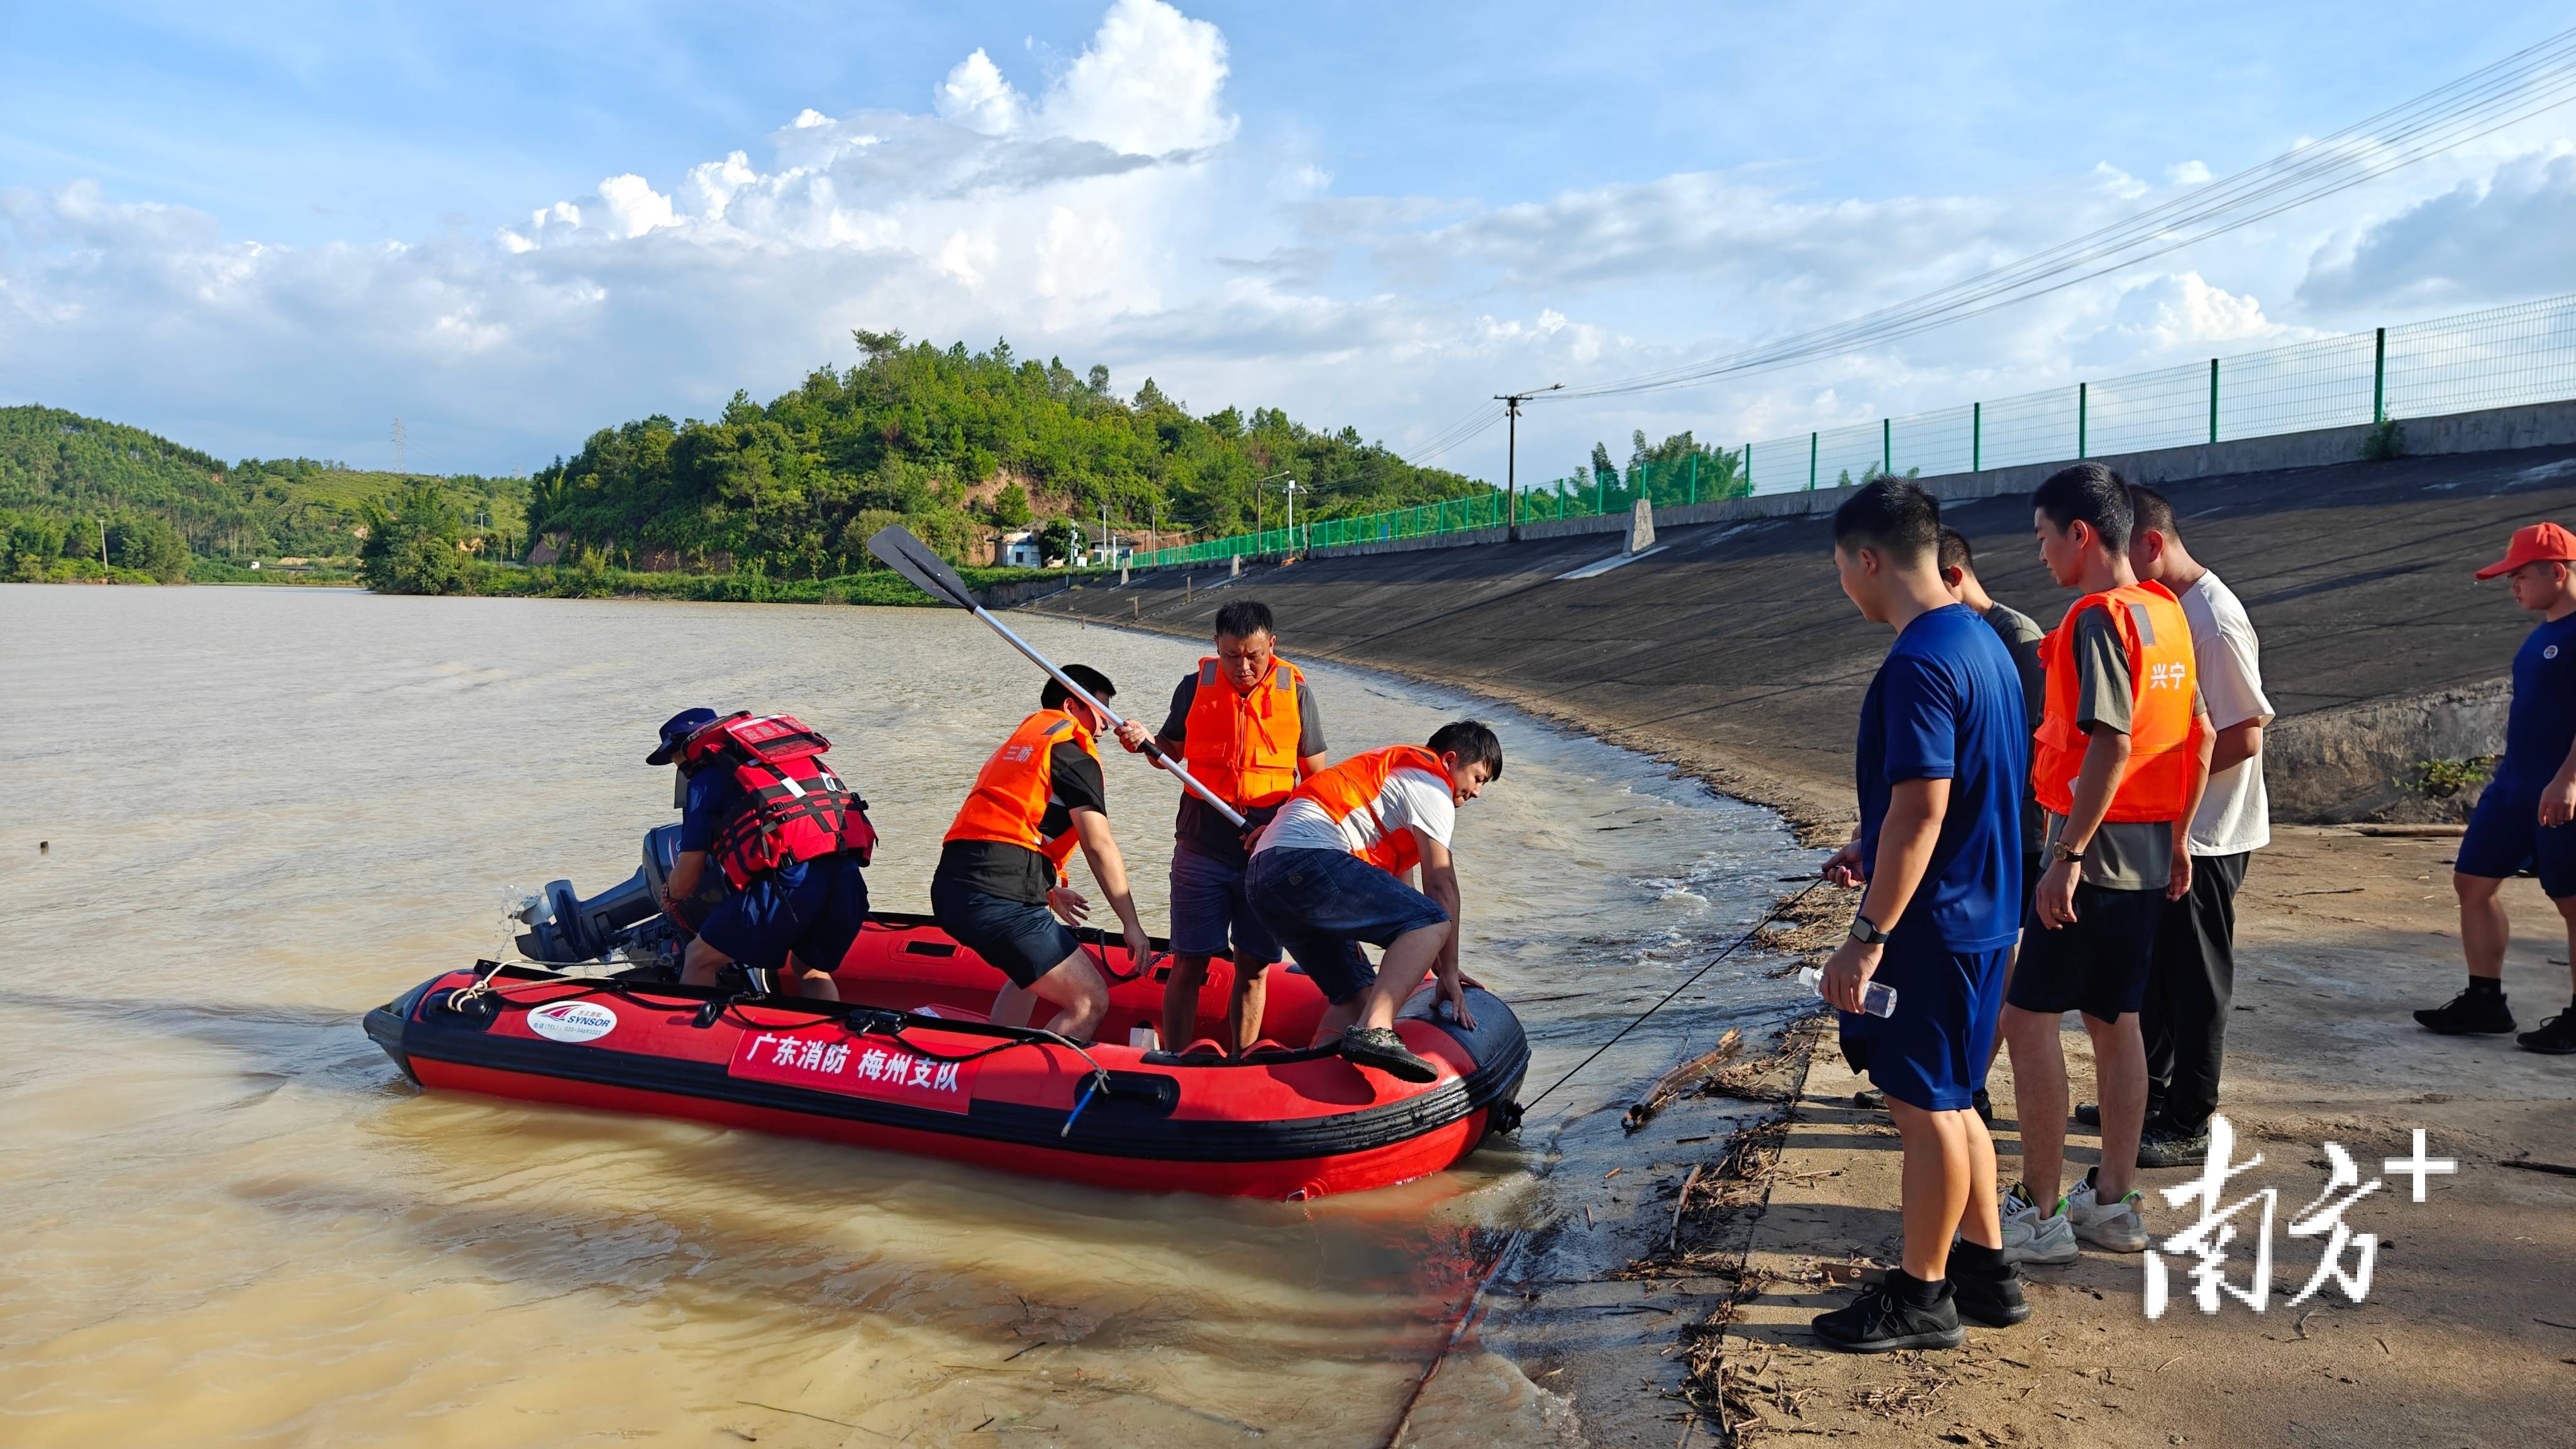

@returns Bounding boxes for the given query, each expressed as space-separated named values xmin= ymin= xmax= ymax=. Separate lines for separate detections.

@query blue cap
xmin=648 ymin=707 xmax=720 ymax=765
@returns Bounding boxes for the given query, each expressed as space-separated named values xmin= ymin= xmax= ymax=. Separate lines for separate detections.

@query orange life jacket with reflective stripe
xmin=2032 ymin=582 xmax=2197 ymax=822
xmin=1182 ymin=655 xmax=1307 ymax=811
xmin=945 ymin=709 xmax=1097 ymax=882
xmin=1281 ymin=744 xmax=1453 ymax=875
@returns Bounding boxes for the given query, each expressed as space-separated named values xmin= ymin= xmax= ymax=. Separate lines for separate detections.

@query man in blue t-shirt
xmin=1811 ymin=480 xmax=2029 ymax=1353
xmin=2417 ymin=522 xmax=2576 ymax=1053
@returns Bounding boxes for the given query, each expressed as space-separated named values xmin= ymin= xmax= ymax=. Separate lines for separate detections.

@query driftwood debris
xmin=1622 ymin=1028 xmax=1744 ymax=1133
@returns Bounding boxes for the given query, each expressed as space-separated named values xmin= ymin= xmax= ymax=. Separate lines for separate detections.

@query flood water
xmin=0 ymin=583 xmax=1805 ymax=1446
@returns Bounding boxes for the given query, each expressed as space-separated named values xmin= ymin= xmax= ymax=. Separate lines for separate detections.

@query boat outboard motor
xmin=516 ymin=824 xmax=693 ymax=963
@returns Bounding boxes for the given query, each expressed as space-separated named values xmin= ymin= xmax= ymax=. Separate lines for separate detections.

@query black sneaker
xmin=1972 ymin=1087 xmax=1994 ymax=1126
xmin=1854 ymin=1087 xmax=1886 ymax=1110
xmin=2075 ymin=1101 xmax=2100 ymax=1128
xmin=2138 ymin=1123 xmax=2211 ymax=1169
xmin=2416 ymin=989 xmax=2517 ymax=1036
xmin=1338 ymin=1026 xmax=1438 ymax=1083
xmin=1813 ymin=1272 xmax=1966 ymax=1353
xmin=1946 ymin=1245 xmax=2031 ymax=1328
xmin=2516 ymin=1011 xmax=2576 ymax=1055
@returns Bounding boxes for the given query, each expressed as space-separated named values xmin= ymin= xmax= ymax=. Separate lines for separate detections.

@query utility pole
xmin=392 ymin=417 xmax=406 ymax=477
xmin=1494 ymin=383 xmax=1563 ymax=541
xmin=1280 ymin=477 xmax=1301 ymax=555
xmin=99 ymin=517 xmax=108 ymax=573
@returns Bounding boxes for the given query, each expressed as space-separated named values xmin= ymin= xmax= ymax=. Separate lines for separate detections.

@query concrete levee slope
xmin=1028 ymin=441 xmax=2576 ymax=828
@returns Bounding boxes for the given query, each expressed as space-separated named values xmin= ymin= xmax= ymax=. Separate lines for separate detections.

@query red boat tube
xmin=366 ymin=913 xmax=1529 ymax=1199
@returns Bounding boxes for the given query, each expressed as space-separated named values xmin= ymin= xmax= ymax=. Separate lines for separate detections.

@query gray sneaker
xmin=1998 ymin=1183 xmax=2076 ymax=1265
xmin=1338 ymin=1026 xmax=1438 ymax=1084
xmin=2138 ymin=1123 xmax=2211 ymax=1169
xmin=2067 ymin=1168 xmax=2150 ymax=1253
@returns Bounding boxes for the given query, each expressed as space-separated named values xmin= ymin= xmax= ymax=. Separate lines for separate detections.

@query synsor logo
xmin=527 ymin=1000 xmax=618 ymax=1043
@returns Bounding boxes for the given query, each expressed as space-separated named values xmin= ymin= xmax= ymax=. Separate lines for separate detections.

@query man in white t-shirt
xmin=2124 ymin=486 xmax=2273 ymax=1167
xmin=1244 ymin=721 xmax=1502 ymax=1082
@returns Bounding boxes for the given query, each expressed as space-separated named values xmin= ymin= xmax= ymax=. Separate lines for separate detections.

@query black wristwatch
xmin=1848 ymin=913 xmax=1889 ymax=945
xmin=2051 ymin=840 xmax=2088 ymax=865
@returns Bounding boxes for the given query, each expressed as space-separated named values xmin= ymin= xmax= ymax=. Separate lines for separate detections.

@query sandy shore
xmin=1016 ymin=452 xmax=2576 ymax=1442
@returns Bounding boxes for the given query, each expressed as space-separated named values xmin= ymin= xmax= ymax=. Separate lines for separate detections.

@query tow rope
xmin=1517 ymin=877 xmax=1828 ymax=1116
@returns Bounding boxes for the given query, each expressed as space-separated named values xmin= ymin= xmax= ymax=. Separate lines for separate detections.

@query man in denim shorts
xmin=1116 ymin=600 xmax=1327 ymax=1053
xmin=1244 ymin=721 xmax=1501 ymax=1082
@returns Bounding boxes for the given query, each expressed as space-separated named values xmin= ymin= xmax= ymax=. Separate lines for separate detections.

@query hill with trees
xmin=522 ymin=333 xmax=1489 ymax=579
xmin=0 ymin=403 xmax=528 ymax=584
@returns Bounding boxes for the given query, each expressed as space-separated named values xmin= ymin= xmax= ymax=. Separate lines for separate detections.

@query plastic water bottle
xmin=1799 ymin=966 xmax=1897 ymax=1018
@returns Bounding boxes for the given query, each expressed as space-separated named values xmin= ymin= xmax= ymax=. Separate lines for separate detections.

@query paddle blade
xmin=866 ymin=525 xmax=978 ymax=609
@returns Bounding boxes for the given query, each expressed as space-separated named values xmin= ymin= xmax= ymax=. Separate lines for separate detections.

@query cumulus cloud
xmin=2298 ymin=147 xmax=2576 ymax=310
xmin=5 ymin=0 xmax=2531 ymax=480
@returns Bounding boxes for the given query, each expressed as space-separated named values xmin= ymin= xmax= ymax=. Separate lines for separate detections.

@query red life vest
xmin=680 ymin=713 xmax=878 ymax=889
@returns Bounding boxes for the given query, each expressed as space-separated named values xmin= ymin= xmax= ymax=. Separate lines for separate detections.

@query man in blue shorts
xmin=1813 ymin=480 xmax=2029 ymax=1352
xmin=2416 ymin=521 xmax=2576 ymax=1053
xmin=652 ymin=708 xmax=876 ymax=1001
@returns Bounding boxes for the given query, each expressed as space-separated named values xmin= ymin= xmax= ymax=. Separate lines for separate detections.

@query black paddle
xmin=866 ymin=525 xmax=1248 ymax=829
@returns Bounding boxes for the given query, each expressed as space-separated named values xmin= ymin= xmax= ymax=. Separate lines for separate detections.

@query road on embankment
xmin=1028 ymin=440 xmax=2576 ymax=835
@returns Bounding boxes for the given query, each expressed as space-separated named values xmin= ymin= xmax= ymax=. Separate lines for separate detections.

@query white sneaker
xmin=2067 ymin=1169 xmax=2150 ymax=1253
xmin=1999 ymin=1180 xmax=2042 ymax=1230
xmin=2001 ymin=1194 xmax=2077 ymax=1266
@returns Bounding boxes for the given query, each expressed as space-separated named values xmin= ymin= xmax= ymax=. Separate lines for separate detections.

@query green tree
xmin=358 ymin=483 xmax=470 ymax=594
xmin=105 ymin=511 xmax=192 ymax=582
xmin=989 ymin=480 xmax=1032 ymax=528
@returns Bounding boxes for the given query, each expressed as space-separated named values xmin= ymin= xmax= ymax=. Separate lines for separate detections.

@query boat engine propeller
xmin=515 ymin=824 xmax=708 ymax=972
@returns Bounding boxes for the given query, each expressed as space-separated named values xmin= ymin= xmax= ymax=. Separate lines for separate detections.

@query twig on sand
xmin=735 ymin=1401 xmax=890 ymax=1439
xmin=2501 ymin=1156 xmax=2576 ymax=1178
xmin=1670 ymin=1162 xmax=1706 ymax=1250
xmin=1623 ymin=1030 xmax=1745 ymax=1133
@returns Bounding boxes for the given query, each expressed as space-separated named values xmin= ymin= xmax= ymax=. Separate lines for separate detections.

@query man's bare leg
xmin=1353 ymin=922 xmax=1451 ymax=1033
xmin=781 ymin=952 xmax=841 ymax=1001
xmin=2001 ymin=1004 xmax=2068 ymax=1208
xmin=1959 ymin=1111 xmax=2003 ymax=1248
xmin=1309 ymin=996 xmax=1360 ymax=1048
xmin=1024 ymin=949 xmax=1111 ymax=1041
xmin=1161 ymin=953 xmax=1211 ymax=1049
xmin=1983 ymin=943 xmax=2020 ymax=1075
xmin=681 ymin=936 xmax=733 ymax=990
xmin=1227 ymin=951 xmax=1272 ymax=1054
xmin=2458 ymin=872 xmax=2511 ymax=980
xmin=2084 ymin=1011 xmax=2149 ymax=1201
xmin=1887 ymin=1099 xmax=1975 ymax=1282
xmin=2560 ymin=894 xmax=2576 ymax=996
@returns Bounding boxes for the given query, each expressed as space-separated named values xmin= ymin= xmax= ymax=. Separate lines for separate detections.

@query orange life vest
xmin=945 ymin=709 xmax=1097 ymax=883
xmin=1181 ymin=654 xmax=1307 ymax=811
xmin=2031 ymin=582 xmax=2198 ymax=822
xmin=1281 ymin=744 xmax=1454 ymax=875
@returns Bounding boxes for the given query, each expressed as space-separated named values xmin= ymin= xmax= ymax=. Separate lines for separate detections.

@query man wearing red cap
xmin=2417 ymin=522 xmax=2576 ymax=1054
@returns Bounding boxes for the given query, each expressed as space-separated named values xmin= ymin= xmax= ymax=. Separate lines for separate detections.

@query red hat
xmin=2474 ymin=521 xmax=2576 ymax=580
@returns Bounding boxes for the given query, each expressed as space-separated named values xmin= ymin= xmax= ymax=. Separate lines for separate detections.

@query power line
xmin=1545 ymin=25 xmax=2576 ymax=402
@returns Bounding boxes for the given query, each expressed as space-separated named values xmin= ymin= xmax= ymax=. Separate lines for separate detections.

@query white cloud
xmin=2167 ymin=160 xmax=2213 ymax=186
xmin=4 ymin=0 xmax=2560 ymax=481
xmin=2298 ymin=146 xmax=2576 ymax=310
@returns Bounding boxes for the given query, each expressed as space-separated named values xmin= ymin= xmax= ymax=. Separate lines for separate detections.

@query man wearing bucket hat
xmin=2416 ymin=523 xmax=2576 ymax=1053
xmin=650 ymin=706 xmax=877 ymax=1001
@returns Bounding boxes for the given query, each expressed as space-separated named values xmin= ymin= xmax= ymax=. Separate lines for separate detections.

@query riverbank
xmin=1019 ymin=444 xmax=2576 ymax=1442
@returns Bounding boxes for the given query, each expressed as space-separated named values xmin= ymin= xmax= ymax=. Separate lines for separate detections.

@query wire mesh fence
xmin=1131 ymin=292 xmax=2576 ymax=569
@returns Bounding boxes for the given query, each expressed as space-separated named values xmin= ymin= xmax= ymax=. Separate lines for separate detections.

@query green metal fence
xmin=1134 ymin=292 xmax=2576 ymax=569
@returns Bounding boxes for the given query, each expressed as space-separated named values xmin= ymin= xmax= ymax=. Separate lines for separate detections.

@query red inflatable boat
xmin=367 ymin=911 xmax=1530 ymax=1199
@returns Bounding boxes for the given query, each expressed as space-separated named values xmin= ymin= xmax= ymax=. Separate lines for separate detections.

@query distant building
xmin=996 ymin=528 xmax=1045 ymax=569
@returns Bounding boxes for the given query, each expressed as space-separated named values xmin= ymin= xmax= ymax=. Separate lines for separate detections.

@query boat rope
xmin=1380 ymin=1225 xmax=1531 ymax=1448
xmin=1517 ymin=877 xmax=1827 ymax=1116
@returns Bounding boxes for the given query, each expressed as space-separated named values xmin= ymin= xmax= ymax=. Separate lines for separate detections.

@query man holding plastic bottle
xmin=1812 ymin=479 xmax=2031 ymax=1352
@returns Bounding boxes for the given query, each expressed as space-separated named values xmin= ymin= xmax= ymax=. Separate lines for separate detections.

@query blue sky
xmin=6 ymin=1 xmax=2575 ymax=479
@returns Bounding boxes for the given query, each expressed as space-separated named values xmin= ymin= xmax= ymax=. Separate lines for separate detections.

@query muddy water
xmin=0 ymin=583 xmax=1806 ymax=1446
